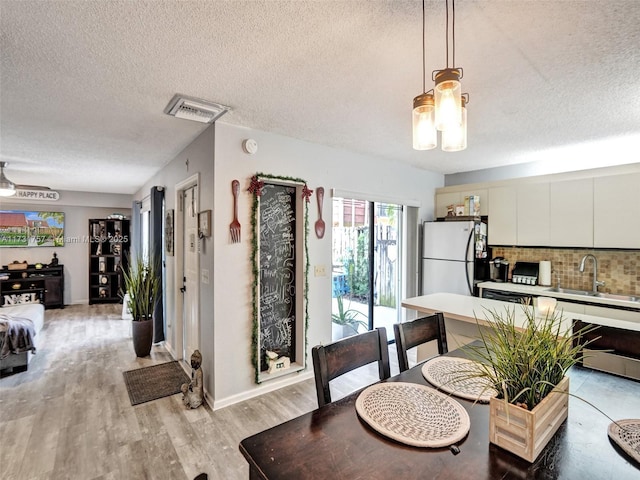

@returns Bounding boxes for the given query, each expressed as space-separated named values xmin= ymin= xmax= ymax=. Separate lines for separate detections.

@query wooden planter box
xmin=489 ymin=376 xmax=569 ymax=462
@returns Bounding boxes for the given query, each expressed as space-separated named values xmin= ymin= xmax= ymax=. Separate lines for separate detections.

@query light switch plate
xmin=314 ymin=265 xmax=327 ymax=277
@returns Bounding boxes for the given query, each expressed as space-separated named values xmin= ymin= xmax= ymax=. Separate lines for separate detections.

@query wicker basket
xmin=489 ymin=376 xmax=569 ymax=462
xmin=7 ymin=262 xmax=28 ymax=270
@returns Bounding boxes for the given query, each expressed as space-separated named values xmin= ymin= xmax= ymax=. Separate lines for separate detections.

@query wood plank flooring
xmin=0 ymin=304 xmax=406 ymax=480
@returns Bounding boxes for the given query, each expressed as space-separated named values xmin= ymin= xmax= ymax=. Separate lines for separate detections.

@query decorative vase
xmin=131 ymin=318 xmax=153 ymax=357
xmin=489 ymin=376 xmax=569 ymax=462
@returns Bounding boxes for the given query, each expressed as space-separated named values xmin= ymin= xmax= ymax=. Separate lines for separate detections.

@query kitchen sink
xmin=545 ymin=288 xmax=640 ymax=303
xmin=592 ymin=292 xmax=640 ymax=303
xmin=545 ymin=287 xmax=596 ymax=296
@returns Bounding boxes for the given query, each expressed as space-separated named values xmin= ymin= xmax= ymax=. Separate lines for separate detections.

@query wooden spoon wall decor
xmin=315 ymin=187 xmax=325 ymax=239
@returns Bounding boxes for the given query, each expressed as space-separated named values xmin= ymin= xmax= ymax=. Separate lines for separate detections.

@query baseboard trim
xmin=211 ymin=370 xmax=314 ymax=410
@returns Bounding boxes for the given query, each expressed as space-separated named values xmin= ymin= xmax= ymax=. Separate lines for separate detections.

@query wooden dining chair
xmin=393 ymin=312 xmax=448 ymax=372
xmin=312 ymin=327 xmax=390 ymax=407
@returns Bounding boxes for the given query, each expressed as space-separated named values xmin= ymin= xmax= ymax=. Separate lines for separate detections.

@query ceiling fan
xmin=0 ymin=161 xmax=54 ymax=197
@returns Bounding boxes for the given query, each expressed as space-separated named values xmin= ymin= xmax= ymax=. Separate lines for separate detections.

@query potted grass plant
xmin=332 ymin=295 xmax=368 ymax=339
xmin=121 ymin=255 xmax=160 ymax=357
xmin=465 ymin=300 xmax=597 ymax=462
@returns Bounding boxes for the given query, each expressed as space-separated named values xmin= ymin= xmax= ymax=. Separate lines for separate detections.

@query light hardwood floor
xmin=0 ymin=304 xmax=403 ymax=480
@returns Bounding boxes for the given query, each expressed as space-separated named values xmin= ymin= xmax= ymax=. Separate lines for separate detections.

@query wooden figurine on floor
xmin=181 ymin=349 xmax=204 ymax=409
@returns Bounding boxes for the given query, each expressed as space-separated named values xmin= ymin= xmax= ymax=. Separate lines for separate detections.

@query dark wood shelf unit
xmin=0 ymin=264 xmax=64 ymax=309
xmin=88 ymin=218 xmax=130 ymax=305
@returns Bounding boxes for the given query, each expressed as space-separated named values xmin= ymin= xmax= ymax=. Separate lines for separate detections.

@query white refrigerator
xmin=421 ymin=220 xmax=487 ymax=296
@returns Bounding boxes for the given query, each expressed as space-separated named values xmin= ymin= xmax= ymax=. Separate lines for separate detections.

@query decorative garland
xmin=248 ymin=173 xmax=311 ymax=383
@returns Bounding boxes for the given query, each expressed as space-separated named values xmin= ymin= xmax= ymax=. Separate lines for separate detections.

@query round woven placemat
xmin=421 ymin=356 xmax=498 ymax=403
xmin=608 ymin=419 xmax=640 ymax=465
xmin=355 ymin=382 xmax=470 ymax=448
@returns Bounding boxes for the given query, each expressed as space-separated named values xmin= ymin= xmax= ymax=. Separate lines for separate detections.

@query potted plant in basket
xmin=464 ymin=300 xmax=597 ymax=462
xmin=121 ymin=255 xmax=160 ymax=357
xmin=332 ymin=295 xmax=368 ymax=339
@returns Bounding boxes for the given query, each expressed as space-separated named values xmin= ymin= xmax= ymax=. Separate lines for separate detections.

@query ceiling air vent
xmin=164 ymin=94 xmax=231 ymax=124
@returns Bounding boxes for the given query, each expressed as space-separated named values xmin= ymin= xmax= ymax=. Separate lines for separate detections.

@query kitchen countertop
xmin=402 ymin=293 xmax=640 ymax=332
xmin=477 ymin=281 xmax=640 ymax=310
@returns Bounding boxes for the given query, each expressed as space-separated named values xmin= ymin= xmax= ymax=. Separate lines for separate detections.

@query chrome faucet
xmin=579 ymin=254 xmax=605 ymax=293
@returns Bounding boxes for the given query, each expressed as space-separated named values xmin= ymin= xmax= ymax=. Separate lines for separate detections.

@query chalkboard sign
xmin=259 ymin=183 xmax=297 ymax=371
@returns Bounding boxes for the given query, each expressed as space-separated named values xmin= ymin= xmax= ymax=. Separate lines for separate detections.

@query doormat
xmin=123 ymin=361 xmax=189 ymax=406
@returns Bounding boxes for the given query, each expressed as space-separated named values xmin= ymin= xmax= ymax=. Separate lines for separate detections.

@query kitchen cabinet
xmin=594 ymin=173 xmax=640 ymax=249
xmin=488 ymin=186 xmax=517 ymax=245
xmin=435 ymin=189 xmax=488 ymax=218
xmin=549 ymin=178 xmax=593 ymax=247
xmin=516 ymin=183 xmax=549 ymax=246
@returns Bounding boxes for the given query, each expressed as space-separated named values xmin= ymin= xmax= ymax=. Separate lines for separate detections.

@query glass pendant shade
xmin=434 ymin=68 xmax=462 ymax=131
xmin=412 ymin=93 xmax=437 ymax=150
xmin=442 ymin=96 xmax=467 ymax=152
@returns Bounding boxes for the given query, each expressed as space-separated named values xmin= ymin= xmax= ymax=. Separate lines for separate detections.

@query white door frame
xmin=174 ymin=173 xmax=200 ymax=361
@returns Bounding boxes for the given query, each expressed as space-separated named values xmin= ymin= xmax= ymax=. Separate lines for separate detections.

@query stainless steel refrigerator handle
xmin=465 ymin=228 xmax=474 ymax=295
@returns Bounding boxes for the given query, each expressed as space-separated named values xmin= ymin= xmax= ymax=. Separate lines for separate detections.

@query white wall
xmin=1 ymin=191 xmax=132 ymax=305
xmin=133 ymin=126 xmax=215 ymax=390
xmin=133 ymin=122 xmax=443 ymax=408
xmin=211 ymin=123 xmax=442 ymax=406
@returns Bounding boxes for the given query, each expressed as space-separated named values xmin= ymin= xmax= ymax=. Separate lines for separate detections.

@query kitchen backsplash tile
xmin=491 ymin=247 xmax=639 ymax=295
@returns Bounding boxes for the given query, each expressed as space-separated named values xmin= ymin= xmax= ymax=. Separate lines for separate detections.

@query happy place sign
xmin=15 ymin=189 xmax=60 ymax=201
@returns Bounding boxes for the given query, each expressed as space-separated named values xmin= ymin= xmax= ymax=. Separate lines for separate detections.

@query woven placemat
xmin=608 ymin=419 xmax=640 ymax=465
xmin=123 ymin=361 xmax=189 ymax=406
xmin=421 ymin=356 xmax=498 ymax=403
xmin=355 ymin=382 xmax=470 ymax=448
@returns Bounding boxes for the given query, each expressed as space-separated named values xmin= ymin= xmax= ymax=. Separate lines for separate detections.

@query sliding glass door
xmin=331 ymin=197 xmax=403 ymax=340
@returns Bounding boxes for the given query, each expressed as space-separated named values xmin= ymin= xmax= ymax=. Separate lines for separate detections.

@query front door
xmin=182 ymin=185 xmax=200 ymax=362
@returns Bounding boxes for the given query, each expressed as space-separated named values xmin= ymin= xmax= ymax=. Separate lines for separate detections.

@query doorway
xmin=174 ymin=174 xmax=200 ymax=363
xmin=331 ymin=197 xmax=403 ymax=340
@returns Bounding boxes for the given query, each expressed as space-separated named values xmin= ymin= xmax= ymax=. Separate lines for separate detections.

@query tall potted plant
xmin=121 ymin=255 xmax=160 ymax=357
xmin=465 ymin=301 xmax=596 ymax=462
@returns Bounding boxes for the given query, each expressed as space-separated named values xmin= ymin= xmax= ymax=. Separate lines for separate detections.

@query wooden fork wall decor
xmin=230 ymin=180 xmax=241 ymax=243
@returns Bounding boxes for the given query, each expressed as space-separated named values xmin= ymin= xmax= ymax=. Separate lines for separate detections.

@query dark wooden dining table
xmin=239 ymin=347 xmax=640 ymax=479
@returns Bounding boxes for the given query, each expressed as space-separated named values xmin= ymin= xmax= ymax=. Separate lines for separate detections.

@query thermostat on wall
xmin=242 ymin=138 xmax=258 ymax=154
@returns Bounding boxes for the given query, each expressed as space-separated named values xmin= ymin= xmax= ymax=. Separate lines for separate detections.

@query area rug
xmin=123 ymin=361 xmax=190 ymax=406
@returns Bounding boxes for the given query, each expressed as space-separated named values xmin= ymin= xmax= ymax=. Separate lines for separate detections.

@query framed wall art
xmin=0 ymin=210 xmax=65 ymax=247
xmin=165 ymin=209 xmax=174 ymax=256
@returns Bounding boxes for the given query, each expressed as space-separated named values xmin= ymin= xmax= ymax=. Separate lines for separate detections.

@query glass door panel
xmin=331 ymin=198 xmax=403 ymax=341
xmin=372 ymin=203 xmax=402 ymax=332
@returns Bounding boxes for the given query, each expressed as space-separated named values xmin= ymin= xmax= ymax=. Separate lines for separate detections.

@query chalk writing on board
xmin=259 ymin=183 xmax=296 ymax=370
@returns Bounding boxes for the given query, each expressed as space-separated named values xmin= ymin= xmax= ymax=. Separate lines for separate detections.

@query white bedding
xmin=1 ymin=303 xmax=45 ymax=333
xmin=0 ymin=303 xmax=45 ymax=369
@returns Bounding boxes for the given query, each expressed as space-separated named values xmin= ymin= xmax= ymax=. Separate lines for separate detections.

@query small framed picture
xmin=165 ymin=209 xmax=174 ymax=256
xmin=198 ymin=210 xmax=212 ymax=238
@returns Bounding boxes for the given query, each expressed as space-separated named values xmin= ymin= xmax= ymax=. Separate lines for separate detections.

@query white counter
xmin=477 ymin=281 xmax=640 ymax=310
xmin=401 ymin=293 xmax=640 ymax=333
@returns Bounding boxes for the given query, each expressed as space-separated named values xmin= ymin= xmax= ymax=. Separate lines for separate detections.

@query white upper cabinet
xmin=488 ymin=186 xmax=517 ymax=245
xmin=435 ymin=189 xmax=488 ymax=218
xmin=517 ymin=183 xmax=550 ymax=246
xmin=436 ymin=169 xmax=639 ymax=249
xmin=549 ymin=178 xmax=593 ymax=247
xmin=594 ymin=173 xmax=640 ymax=248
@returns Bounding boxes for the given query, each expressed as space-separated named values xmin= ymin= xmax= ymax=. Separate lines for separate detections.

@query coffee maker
xmin=490 ymin=257 xmax=509 ymax=282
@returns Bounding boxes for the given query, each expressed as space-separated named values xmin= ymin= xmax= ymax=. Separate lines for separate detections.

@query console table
xmin=0 ymin=264 xmax=64 ymax=309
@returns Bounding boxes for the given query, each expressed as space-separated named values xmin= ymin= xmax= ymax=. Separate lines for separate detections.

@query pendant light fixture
xmin=433 ymin=0 xmax=464 ymax=135
xmin=412 ymin=0 xmax=437 ymax=150
xmin=442 ymin=93 xmax=468 ymax=151
xmin=0 ymin=162 xmax=17 ymax=197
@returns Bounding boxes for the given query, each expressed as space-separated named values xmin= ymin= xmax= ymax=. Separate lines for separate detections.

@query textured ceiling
xmin=1 ymin=1 xmax=639 ymax=194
